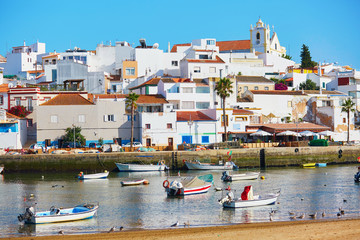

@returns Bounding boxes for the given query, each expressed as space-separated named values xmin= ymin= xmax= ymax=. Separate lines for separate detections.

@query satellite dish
xmin=153 ymin=43 xmax=159 ymax=49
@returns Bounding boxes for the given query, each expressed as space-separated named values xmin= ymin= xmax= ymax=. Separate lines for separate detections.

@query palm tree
xmin=341 ymin=98 xmax=355 ymax=143
xmin=125 ymin=92 xmax=140 ymax=150
xmin=215 ymin=77 xmax=233 ymax=142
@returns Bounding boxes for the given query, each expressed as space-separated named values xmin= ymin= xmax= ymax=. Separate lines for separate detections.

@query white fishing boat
xmin=115 ymin=160 xmax=167 ymax=172
xmin=221 ymin=171 xmax=260 ymax=181
xmin=121 ymin=179 xmax=148 ymax=186
xmin=219 ymin=186 xmax=280 ymax=208
xmin=18 ymin=203 xmax=98 ymax=224
xmin=78 ymin=171 xmax=109 ymax=180
xmin=185 ymin=160 xmax=236 ymax=170
xmin=163 ymin=174 xmax=213 ymax=196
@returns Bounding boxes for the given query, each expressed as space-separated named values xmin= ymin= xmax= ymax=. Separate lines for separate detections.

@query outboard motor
xmin=18 ymin=207 xmax=34 ymax=222
xmin=221 ymin=171 xmax=227 ymax=181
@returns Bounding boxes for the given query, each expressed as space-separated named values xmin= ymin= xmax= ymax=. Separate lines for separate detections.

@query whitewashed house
xmin=0 ymin=110 xmax=27 ymax=149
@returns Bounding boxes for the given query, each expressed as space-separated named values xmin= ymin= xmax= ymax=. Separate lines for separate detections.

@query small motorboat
xmin=115 ymin=160 xmax=167 ymax=172
xmin=354 ymin=167 xmax=360 ymax=182
xmin=78 ymin=171 xmax=109 ymax=180
xmin=219 ymin=186 xmax=280 ymax=208
xmin=121 ymin=179 xmax=149 ymax=186
xmin=316 ymin=163 xmax=327 ymax=167
xmin=18 ymin=203 xmax=98 ymax=224
xmin=163 ymin=174 xmax=213 ymax=196
xmin=185 ymin=160 xmax=236 ymax=170
xmin=221 ymin=171 xmax=260 ymax=181
xmin=303 ymin=163 xmax=316 ymax=168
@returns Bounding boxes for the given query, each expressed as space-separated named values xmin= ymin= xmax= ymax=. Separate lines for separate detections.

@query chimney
xmin=168 ymin=42 xmax=170 ymax=53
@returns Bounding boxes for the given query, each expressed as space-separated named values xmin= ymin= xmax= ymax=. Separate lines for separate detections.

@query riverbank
xmin=0 ymin=145 xmax=358 ymax=172
xmin=5 ymin=218 xmax=360 ymax=240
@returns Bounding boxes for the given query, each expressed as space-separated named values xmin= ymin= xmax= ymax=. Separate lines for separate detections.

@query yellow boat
xmin=303 ymin=163 xmax=316 ymax=168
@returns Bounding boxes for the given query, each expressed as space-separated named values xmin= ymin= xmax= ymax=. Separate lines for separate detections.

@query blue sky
xmin=1 ymin=0 xmax=359 ymax=70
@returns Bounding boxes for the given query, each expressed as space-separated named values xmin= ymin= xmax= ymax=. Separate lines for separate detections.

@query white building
xmin=0 ymin=110 xmax=27 ymax=149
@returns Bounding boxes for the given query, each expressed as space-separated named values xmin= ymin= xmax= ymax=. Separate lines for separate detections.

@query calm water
xmin=1 ymin=164 xmax=360 ymax=238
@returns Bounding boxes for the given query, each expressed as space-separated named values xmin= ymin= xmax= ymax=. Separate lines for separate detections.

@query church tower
xmin=250 ymin=18 xmax=270 ymax=54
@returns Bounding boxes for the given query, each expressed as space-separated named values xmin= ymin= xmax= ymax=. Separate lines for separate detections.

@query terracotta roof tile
xmin=6 ymin=112 xmax=23 ymax=119
xmin=171 ymin=43 xmax=191 ymax=52
xmin=232 ymin=109 xmax=254 ymax=115
xmin=41 ymin=94 xmax=94 ymax=106
xmin=216 ymin=40 xmax=250 ymax=52
xmin=236 ymin=76 xmax=274 ymax=83
xmin=177 ymin=111 xmax=215 ymax=121
xmin=129 ymin=78 xmax=161 ymax=90
xmin=186 ymin=56 xmax=225 ymax=63
xmin=0 ymin=84 xmax=9 ymax=93
xmin=304 ymin=90 xmax=344 ymax=95
xmin=137 ymin=94 xmax=168 ymax=104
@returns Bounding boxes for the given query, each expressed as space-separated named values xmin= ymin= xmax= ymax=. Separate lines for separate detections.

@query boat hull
xmin=303 ymin=163 xmax=316 ymax=168
xmin=223 ymin=172 xmax=260 ymax=181
xmin=185 ymin=162 xmax=233 ymax=170
xmin=223 ymin=195 xmax=278 ymax=208
xmin=25 ymin=205 xmax=98 ymax=224
xmin=78 ymin=172 xmax=109 ymax=180
xmin=167 ymin=183 xmax=212 ymax=196
xmin=115 ymin=163 xmax=166 ymax=172
xmin=121 ymin=179 xmax=145 ymax=186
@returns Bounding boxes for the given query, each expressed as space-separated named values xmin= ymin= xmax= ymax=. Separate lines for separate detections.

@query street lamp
xmin=187 ymin=115 xmax=193 ymax=144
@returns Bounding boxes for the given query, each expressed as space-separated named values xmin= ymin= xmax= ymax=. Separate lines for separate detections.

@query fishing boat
xmin=163 ymin=174 xmax=213 ymax=196
xmin=219 ymin=186 xmax=280 ymax=208
xmin=115 ymin=160 xmax=167 ymax=172
xmin=221 ymin=171 xmax=260 ymax=181
xmin=315 ymin=163 xmax=327 ymax=167
xmin=303 ymin=163 xmax=316 ymax=168
xmin=354 ymin=167 xmax=360 ymax=182
xmin=121 ymin=179 xmax=148 ymax=186
xmin=185 ymin=160 xmax=236 ymax=170
xmin=18 ymin=203 xmax=98 ymax=224
xmin=78 ymin=171 xmax=109 ymax=180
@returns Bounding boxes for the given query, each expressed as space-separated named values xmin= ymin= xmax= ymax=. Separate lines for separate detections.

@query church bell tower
xmin=250 ymin=18 xmax=270 ymax=54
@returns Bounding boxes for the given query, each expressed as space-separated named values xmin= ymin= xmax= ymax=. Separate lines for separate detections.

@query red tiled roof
xmin=0 ymin=84 xmax=9 ymax=93
xmin=186 ymin=56 xmax=225 ymax=63
xmin=129 ymin=78 xmax=161 ymax=90
xmin=41 ymin=94 xmax=94 ymax=106
xmin=177 ymin=111 xmax=215 ymax=121
xmin=6 ymin=112 xmax=23 ymax=119
xmin=27 ymin=70 xmax=44 ymax=74
xmin=194 ymin=49 xmax=215 ymax=52
xmin=285 ymin=78 xmax=293 ymax=82
xmin=216 ymin=40 xmax=250 ymax=52
xmin=42 ymin=53 xmax=60 ymax=59
xmin=171 ymin=43 xmax=191 ymax=52
xmin=232 ymin=109 xmax=254 ymax=115
xmin=137 ymin=94 xmax=168 ymax=104
xmin=35 ymin=74 xmax=44 ymax=80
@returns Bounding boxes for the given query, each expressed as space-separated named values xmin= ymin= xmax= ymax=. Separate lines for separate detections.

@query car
xmin=122 ymin=142 xmax=143 ymax=148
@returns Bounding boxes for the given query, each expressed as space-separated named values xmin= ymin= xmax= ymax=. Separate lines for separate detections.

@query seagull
xmin=309 ymin=212 xmax=317 ymax=219
xmin=184 ymin=221 xmax=190 ymax=227
xmin=290 ymin=216 xmax=296 ymax=220
xmin=52 ymin=185 xmax=58 ymax=188
xmin=269 ymin=215 xmax=273 ymax=221
xmin=301 ymin=198 xmax=304 ymax=201
xmin=339 ymin=208 xmax=345 ymax=215
xmin=119 ymin=226 xmax=124 ymax=231
xmin=58 ymin=230 xmax=64 ymax=235
xmin=337 ymin=212 xmax=341 ymax=218
xmin=297 ymin=213 xmax=305 ymax=219
xmin=343 ymin=199 xmax=347 ymax=203
xmin=322 ymin=211 xmax=326 ymax=217
xmin=288 ymin=211 xmax=295 ymax=215
xmin=171 ymin=221 xmax=179 ymax=227
xmin=108 ymin=227 xmax=115 ymax=233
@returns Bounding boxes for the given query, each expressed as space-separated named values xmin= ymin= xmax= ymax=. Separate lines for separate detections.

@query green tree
xmin=300 ymin=44 xmax=316 ymax=68
xmin=237 ymin=72 xmax=242 ymax=76
xmin=125 ymin=92 xmax=140 ymax=149
xmin=64 ymin=125 xmax=86 ymax=146
xmin=282 ymin=54 xmax=292 ymax=60
xmin=215 ymin=78 xmax=233 ymax=142
xmin=299 ymin=79 xmax=318 ymax=90
xmin=341 ymin=98 xmax=356 ymax=143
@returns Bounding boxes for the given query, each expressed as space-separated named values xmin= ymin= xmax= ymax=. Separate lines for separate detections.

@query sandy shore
xmin=4 ymin=219 xmax=360 ymax=240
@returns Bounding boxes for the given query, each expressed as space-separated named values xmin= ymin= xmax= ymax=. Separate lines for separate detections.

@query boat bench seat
xmin=73 ymin=206 xmax=89 ymax=213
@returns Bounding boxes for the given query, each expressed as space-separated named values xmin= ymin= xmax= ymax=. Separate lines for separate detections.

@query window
xmin=287 ymin=101 xmax=292 ymax=107
xmin=27 ymin=119 xmax=33 ymax=127
xmin=194 ymin=66 xmax=200 ymax=73
xmin=254 ymin=86 xmax=259 ymax=90
xmin=199 ymin=55 xmax=209 ymax=59
xmin=127 ymin=115 xmax=136 ymax=121
xmin=256 ymin=32 xmax=260 ymax=40
xmin=50 ymin=115 xmax=58 ymax=123
xmin=206 ymin=40 xmax=215 ymax=45
xmin=275 ymin=43 xmax=277 ymax=50
xmin=343 ymin=118 xmax=346 ymax=123
xmin=75 ymin=56 xmax=80 ymax=61
xmin=78 ymin=115 xmax=86 ymax=123
xmin=182 ymin=101 xmax=194 ymax=109
xmin=265 ymin=87 xmax=269 ymax=90
xmin=235 ymin=116 xmax=248 ymax=121
xmin=322 ymin=82 xmax=325 ymax=88
xmin=209 ymin=67 xmax=216 ymax=73
xmin=69 ymin=56 xmax=73 ymax=60
xmin=202 ymin=136 xmax=210 ymax=144
xmin=171 ymin=61 xmax=178 ymax=66
xmin=52 ymin=69 xmax=57 ymax=82
xmin=196 ymin=102 xmax=210 ymax=109
xmin=126 ymin=67 xmax=135 ymax=76
xmin=15 ymin=97 xmax=21 ymax=106
xmin=80 ymin=56 xmax=87 ymax=63
xmin=196 ymin=87 xmax=210 ymax=93
xmin=27 ymin=97 xmax=33 ymax=111
xmin=221 ymin=115 xmax=229 ymax=127
xmin=167 ymin=123 xmax=172 ymax=129
xmin=45 ymin=60 xmax=49 ymax=64
xmin=145 ymin=124 xmax=151 ymax=129
xmin=104 ymin=114 xmax=116 ymax=122
xmin=0 ymin=96 xmax=3 ymax=105
xmin=146 ymin=138 xmax=151 ymax=147
xmin=182 ymin=87 xmax=193 ymax=93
